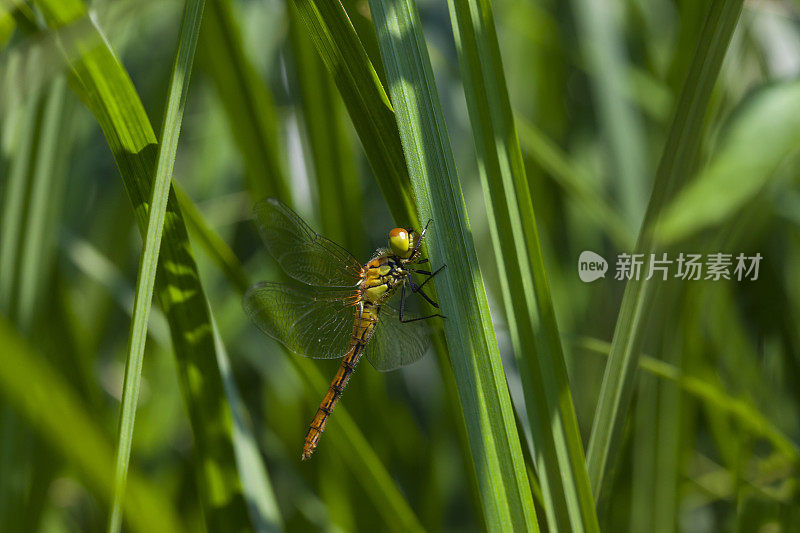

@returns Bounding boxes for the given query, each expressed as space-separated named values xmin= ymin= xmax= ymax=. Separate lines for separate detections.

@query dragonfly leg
xmin=411 ymin=264 xmax=447 ymax=291
xmin=410 ymin=219 xmax=433 ymax=259
xmin=399 ymin=281 xmax=446 ymax=322
xmin=399 ymin=311 xmax=446 ymax=323
xmin=408 ymin=277 xmax=439 ymax=308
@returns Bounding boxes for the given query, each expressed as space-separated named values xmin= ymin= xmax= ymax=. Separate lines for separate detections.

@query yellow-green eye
xmin=388 ymin=228 xmax=411 ymax=258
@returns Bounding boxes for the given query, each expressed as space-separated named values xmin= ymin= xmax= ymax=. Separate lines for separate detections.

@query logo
xmin=578 ymin=251 xmax=608 ymax=282
xmin=577 ymin=251 xmax=762 ymax=282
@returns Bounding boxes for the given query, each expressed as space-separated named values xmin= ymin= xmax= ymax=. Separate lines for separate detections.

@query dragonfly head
xmin=388 ymin=227 xmax=413 ymax=258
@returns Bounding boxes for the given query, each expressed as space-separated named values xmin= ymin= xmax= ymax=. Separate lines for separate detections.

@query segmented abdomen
xmin=301 ymin=304 xmax=379 ymax=460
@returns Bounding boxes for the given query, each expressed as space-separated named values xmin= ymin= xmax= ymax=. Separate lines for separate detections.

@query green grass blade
xmin=0 ymin=7 xmax=14 ymax=46
xmin=585 ymin=0 xmax=745 ymax=502
xmin=289 ymin=0 xmax=416 ymax=226
xmin=16 ymin=77 xmax=69 ymax=330
xmin=108 ymin=2 xmax=204 ymax=531
xmin=571 ymin=0 xmax=648 ymax=226
xmin=31 ymin=1 xmax=255 ymax=529
xmin=368 ymin=0 xmax=538 ymax=529
xmin=0 ymin=72 xmax=71 ymax=531
xmin=199 ymin=0 xmax=291 ymax=201
xmin=0 ymin=61 xmax=38 ymax=317
xmin=629 ymin=369 xmax=659 ymax=532
xmin=284 ymin=12 xmax=485 ymax=521
xmin=0 ymin=318 xmax=183 ymax=533
xmin=446 ymin=0 xmax=598 ymax=530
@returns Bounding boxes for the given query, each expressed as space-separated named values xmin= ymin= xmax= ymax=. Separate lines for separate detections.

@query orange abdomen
xmin=301 ymin=304 xmax=378 ymax=460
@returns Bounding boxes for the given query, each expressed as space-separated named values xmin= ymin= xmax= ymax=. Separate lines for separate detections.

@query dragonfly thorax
xmin=361 ymin=254 xmax=409 ymax=304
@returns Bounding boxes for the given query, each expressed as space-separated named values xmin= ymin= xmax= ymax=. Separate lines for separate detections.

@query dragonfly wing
xmin=364 ymin=306 xmax=431 ymax=372
xmin=254 ymin=199 xmax=363 ymax=287
xmin=243 ymin=282 xmax=358 ymax=359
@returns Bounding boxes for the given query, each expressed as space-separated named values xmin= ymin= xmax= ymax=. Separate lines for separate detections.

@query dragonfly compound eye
xmin=388 ymin=228 xmax=411 ymax=258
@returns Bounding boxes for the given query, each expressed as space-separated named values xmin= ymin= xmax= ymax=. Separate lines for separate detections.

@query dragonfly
xmin=243 ymin=198 xmax=445 ymax=460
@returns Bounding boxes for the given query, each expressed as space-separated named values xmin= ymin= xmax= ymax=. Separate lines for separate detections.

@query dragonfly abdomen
xmin=301 ymin=304 xmax=379 ymax=460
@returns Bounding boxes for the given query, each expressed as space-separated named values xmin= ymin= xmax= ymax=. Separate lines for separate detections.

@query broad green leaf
xmin=369 ymin=0 xmax=539 ymax=529
xmin=446 ymin=0 xmax=598 ymax=530
xmin=657 ymin=80 xmax=800 ymax=244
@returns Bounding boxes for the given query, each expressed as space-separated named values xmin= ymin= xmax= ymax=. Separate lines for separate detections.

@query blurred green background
xmin=1 ymin=0 xmax=799 ymax=531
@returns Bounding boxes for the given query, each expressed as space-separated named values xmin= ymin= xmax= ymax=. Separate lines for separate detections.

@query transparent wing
xmin=243 ymin=282 xmax=358 ymax=359
xmin=253 ymin=198 xmax=363 ymax=287
xmin=364 ymin=306 xmax=431 ymax=372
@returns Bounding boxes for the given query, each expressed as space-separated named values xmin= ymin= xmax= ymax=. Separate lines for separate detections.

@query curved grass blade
xmin=585 ymin=0 xmax=745 ymax=502
xmin=108 ymin=2 xmax=205 ymax=531
xmin=446 ymin=0 xmax=598 ymax=530
xmin=30 ymin=1 xmax=259 ymax=529
xmin=65 ymin=232 xmax=283 ymax=533
xmin=368 ymin=0 xmax=538 ymax=529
